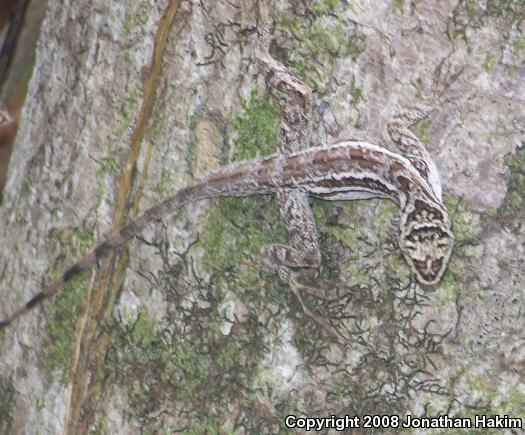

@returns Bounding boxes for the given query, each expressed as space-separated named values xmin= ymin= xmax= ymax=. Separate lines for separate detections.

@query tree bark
xmin=0 ymin=0 xmax=524 ymax=433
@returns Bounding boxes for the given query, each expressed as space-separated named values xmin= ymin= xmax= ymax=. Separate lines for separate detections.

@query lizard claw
xmin=431 ymin=58 xmax=465 ymax=101
xmin=410 ymin=58 xmax=465 ymax=108
xmin=260 ymin=244 xmax=298 ymax=284
xmin=289 ymin=278 xmax=345 ymax=342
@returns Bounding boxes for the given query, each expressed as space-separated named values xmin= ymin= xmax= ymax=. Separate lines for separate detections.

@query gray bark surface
xmin=0 ymin=0 xmax=523 ymax=433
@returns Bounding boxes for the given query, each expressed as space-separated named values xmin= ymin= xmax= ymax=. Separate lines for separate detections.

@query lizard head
xmin=399 ymin=201 xmax=454 ymax=285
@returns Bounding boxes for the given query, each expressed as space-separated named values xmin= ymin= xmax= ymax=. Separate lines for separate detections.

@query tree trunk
xmin=0 ymin=0 xmax=524 ymax=433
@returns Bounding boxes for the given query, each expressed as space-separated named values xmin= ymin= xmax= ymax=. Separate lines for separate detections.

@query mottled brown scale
xmin=396 ymin=175 xmax=412 ymax=193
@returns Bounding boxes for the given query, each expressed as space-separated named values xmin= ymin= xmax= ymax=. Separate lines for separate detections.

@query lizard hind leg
xmin=254 ymin=1 xmax=337 ymax=336
xmin=259 ymin=190 xmax=345 ymax=338
xmin=261 ymin=190 xmax=321 ymax=280
xmin=261 ymin=192 xmax=342 ymax=338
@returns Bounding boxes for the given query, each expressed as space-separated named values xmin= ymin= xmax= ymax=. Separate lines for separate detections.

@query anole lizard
xmin=0 ymin=2 xmax=455 ymax=330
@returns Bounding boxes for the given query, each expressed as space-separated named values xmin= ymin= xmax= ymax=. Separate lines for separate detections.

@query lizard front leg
xmin=387 ymin=96 xmax=444 ymax=200
xmin=387 ymin=63 xmax=463 ymax=198
xmin=385 ymin=97 xmax=444 ymax=241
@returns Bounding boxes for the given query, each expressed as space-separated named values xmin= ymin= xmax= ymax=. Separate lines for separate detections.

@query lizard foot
xmin=261 ymin=244 xmax=343 ymax=340
xmin=261 ymin=244 xmax=290 ymax=279
xmin=261 ymin=243 xmax=322 ymax=287
xmin=432 ymin=57 xmax=464 ymax=97
xmin=289 ymin=279 xmax=344 ymax=341
xmin=412 ymin=58 xmax=464 ymax=107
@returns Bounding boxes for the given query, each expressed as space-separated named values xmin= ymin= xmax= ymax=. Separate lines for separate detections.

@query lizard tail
xmin=0 ymin=184 xmax=209 ymax=330
xmin=0 ymin=250 xmax=97 ymax=329
xmin=0 ymin=160 xmax=274 ymax=330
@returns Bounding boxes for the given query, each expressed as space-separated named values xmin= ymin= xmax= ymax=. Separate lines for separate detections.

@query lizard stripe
xmin=26 ymin=292 xmax=46 ymax=309
xmin=64 ymin=264 xmax=82 ymax=281
xmin=308 ymin=175 xmax=399 ymax=203
xmin=95 ymin=242 xmax=112 ymax=258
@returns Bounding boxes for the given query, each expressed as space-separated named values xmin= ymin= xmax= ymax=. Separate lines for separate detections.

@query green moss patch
xmin=42 ymin=227 xmax=94 ymax=383
xmin=43 ymin=274 xmax=86 ymax=383
xmin=0 ymin=376 xmax=14 ymax=434
xmin=277 ymin=1 xmax=366 ymax=92
xmin=105 ymin=90 xmax=289 ymax=432
xmin=233 ymin=90 xmax=280 ymax=160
